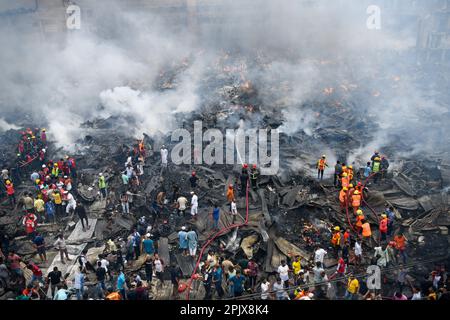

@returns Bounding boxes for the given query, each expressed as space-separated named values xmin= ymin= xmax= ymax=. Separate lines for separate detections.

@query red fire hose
xmin=185 ymin=180 xmax=250 ymax=300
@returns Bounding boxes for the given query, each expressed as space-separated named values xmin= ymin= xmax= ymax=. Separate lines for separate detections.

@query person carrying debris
xmin=5 ymin=180 xmax=15 ymax=207
xmin=190 ymin=191 xmax=198 ymax=219
xmin=371 ymin=157 xmax=382 ymax=184
xmin=160 ymin=145 xmax=168 ymax=168
xmin=316 ymin=155 xmax=328 ymax=180
xmin=98 ymin=173 xmax=108 ymax=200
xmin=250 ymin=164 xmax=259 ymax=190
xmin=334 ymin=161 xmax=342 ymax=187
xmin=54 ymin=234 xmax=71 ymax=264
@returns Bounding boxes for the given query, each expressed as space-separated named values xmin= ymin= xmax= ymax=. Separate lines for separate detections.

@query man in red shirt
xmin=27 ymin=262 xmax=44 ymax=285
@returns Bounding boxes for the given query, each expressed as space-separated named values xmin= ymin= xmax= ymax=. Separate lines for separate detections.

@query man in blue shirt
xmin=178 ymin=226 xmax=188 ymax=256
xmin=228 ymin=270 xmax=246 ymax=297
xmin=141 ymin=234 xmax=154 ymax=255
xmin=117 ymin=270 xmax=126 ymax=300
xmin=364 ymin=162 xmax=372 ymax=178
xmin=213 ymin=264 xmax=224 ymax=298
xmin=32 ymin=233 xmax=46 ymax=262
xmin=212 ymin=204 xmax=220 ymax=230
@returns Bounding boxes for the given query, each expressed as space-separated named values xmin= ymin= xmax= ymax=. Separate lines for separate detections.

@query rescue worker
xmin=339 ymin=187 xmax=348 ymax=211
xmin=98 ymin=173 xmax=107 ymax=200
xmin=331 ymin=226 xmax=342 ymax=256
xmin=240 ymin=164 xmax=249 ymax=195
xmin=334 ymin=161 xmax=342 ymax=187
xmin=316 ymin=155 xmax=328 ymax=180
xmin=341 ymin=172 xmax=349 ymax=189
xmin=371 ymin=157 xmax=381 ymax=184
xmin=226 ymin=184 xmax=234 ymax=203
xmin=347 ymin=165 xmax=354 ymax=183
xmin=355 ymin=209 xmax=365 ymax=234
xmin=371 ymin=151 xmax=380 ymax=162
xmin=51 ymin=163 xmax=60 ymax=180
xmin=379 ymin=214 xmax=388 ymax=242
xmin=394 ymin=233 xmax=407 ymax=264
xmin=5 ymin=180 xmax=16 ymax=207
xmin=250 ymin=164 xmax=259 ymax=190
xmin=361 ymin=220 xmax=372 ymax=242
xmin=351 ymin=190 xmax=361 ymax=214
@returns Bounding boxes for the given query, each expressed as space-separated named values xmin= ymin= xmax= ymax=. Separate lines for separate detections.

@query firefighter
xmin=240 ymin=164 xmax=249 ymax=195
xmin=334 ymin=161 xmax=342 ymax=187
xmin=331 ymin=226 xmax=342 ymax=256
xmin=347 ymin=165 xmax=354 ymax=183
xmin=339 ymin=187 xmax=348 ymax=211
xmin=250 ymin=164 xmax=259 ymax=190
xmin=351 ymin=190 xmax=361 ymax=214
xmin=361 ymin=220 xmax=372 ymax=242
xmin=5 ymin=180 xmax=16 ymax=207
xmin=355 ymin=209 xmax=365 ymax=234
xmin=371 ymin=157 xmax=381 ymax=184
xmin=379 ymin=214 xmax=388 ymax=242
xmin=341 ymin=172 xmax=349 ymax=189
xmin=316 ymin=155 xmax=328 ymax=180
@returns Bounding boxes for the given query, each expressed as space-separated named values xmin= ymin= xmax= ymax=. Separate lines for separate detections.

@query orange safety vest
xmin=379 ymin=218 xmax=388 ymax=233
xmin=356 ymin=215 xmax=365 ymax=228
xmin=6 ymin=184 xmax=15 ymax=195
xmin=394 ymin=236 xmax=406 ymax=250
xmin=348 ymin=168 xmax=354 ymax=180
xmin=106 ymin=292 xmax=122 ymax=300
xmin=226 ymin=188 xmax=234 ymax=202
xmin=362 ymin=223 xmax=372 ymax=237
xmin=331 ymin=232 xmax=341 ymax=246
xmin=341 ymin=177 xmax=349 ymax=188
xmin=342 ymin=166 xmax=348 ymax=175
xmin=339 ymin=190 xmax=347 ymax=203
xmin=317 ymin=159 xmax=327 ymax=170
xmin=352 ymin=194 xmax=361 ymax=208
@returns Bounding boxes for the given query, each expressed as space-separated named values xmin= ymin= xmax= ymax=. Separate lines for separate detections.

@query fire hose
xmin=185 ymin=179 xmax=250 ymax=300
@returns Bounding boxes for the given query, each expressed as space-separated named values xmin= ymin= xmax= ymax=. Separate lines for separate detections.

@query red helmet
xmin=252 ymin=164 xmax=257 ymax=169
xmin=192 ymin=171 xmax=196 ymax=176
xmin=357 ymin=182 xmax=362 ymax=186
xmin=229 ymin=184 xmax=233 ymax=188
xmin=243 ymin=163 xmax=248 ymax=168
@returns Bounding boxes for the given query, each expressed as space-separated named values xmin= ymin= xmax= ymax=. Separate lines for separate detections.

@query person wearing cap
xmin=189 ymin=171 xmax=198 ymax=188
xmin=178 ymin=226 xmax=188 ymax=256
xmin=186 ymin=228 xmax=198 ymax=257
xmin=379 ymin=213 xmax=389 ymax=242
xmin=316 ymin=155 xmax=328 ymax=180
xmin=345 ymin=274 xmax=360 ymax=300
xmin=250 ymin=164 xmax=259 ymax=190
xmin=141 ymin=233 xmax=155 ymax=256
xmin=331 ymin=226 xmax=342 ymax=257
xmin=160 ymin=145 xmax=168 ymax=168
xmin=98 ymin=173 xmax=107 ymax=200
xmin=190 ymin=191 xmax=198 ymax=219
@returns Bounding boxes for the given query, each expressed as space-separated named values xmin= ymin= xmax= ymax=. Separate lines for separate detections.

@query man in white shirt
xmin=277 ymin=260 xmax=290 ymax=288
xmin=177 ymin=196 xmax=188 ymax=216
xmin=65 ymin=191 xmax=77 ymax=214
xmin=354 ymin=240 xmax=362 ymax=265
xmin=230 ymin=199 xmax=238 ymax=222
xmin=190 ymin=191 xmax=198 ymax=219
xmin=260 ymin=277 xmax=270 ymax=300
xmin=314 ymin=247 xmax=327 ymax=267
xmin=160 ymin=145 xmax=168 ymax=168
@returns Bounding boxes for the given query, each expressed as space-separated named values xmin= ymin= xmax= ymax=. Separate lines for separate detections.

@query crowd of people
xmin=0 ymin=129 xmax=449 ymax=301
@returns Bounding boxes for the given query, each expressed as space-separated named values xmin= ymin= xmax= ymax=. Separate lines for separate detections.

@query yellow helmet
xmin=42 ymin=128 xmax=46 ymax=132
xmin=348 ymin=165 xmax=353 ymax=169
xmin=357 ymin=209 xmax=363 ymax=215
xmin=31 ymin=136 xmax=35 ymax=139
xmin=374 ymin=157 xmax=381 ymax=161
xmin=381 ymin=214 xmax=387 ymax=218
xmin=54 ymin=163 xmax=58 ymax=167
xmin=35 ymin=179 xmax=40 ymax=184
xmin=342 ymin=172 xmax=348 ymax=177
xmin=353 ymin=190 xmax=360 ymax=195
xmin=334 ymin=226 xmax=340 ymax=231
xmin=6 ymin=180 xmax=11 ymax=185
xmin=349 ymin=184 xmax=354 ymax=188
xmin=342 ymin=187 xmax=348 ymax=191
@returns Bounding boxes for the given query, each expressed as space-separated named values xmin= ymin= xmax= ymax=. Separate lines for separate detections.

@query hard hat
xmin=64 ymin=176 xmax=68 ymax=179
xmin=381 ymin=214 xmax=387 ymax=218
xmin=357 ymin=209 xmax=363 ymax=215
xmin=42 ymin=164 xmax=46 ymax=168
xmin=342 ymin=187 xmax=348 ymax=191
xmin=54 ymin=163 xmax=58 ymax=167
xmin=374 ymin=157 xmax=380 ymax=161
xmin=349 ymin=184 xmax=353 ymax=188
xmin=192 ymin=171 xmax=196 ymax=176
xmin=65 ymin=155 xmax=69 ymax=159
xmin=99 ymin=173 xmax=103 ymax=176
xmin=322 ymin=155 xmax=326 ymax=158
xmin=348 ymin=165 xmax=353 ymax=169
xmin=6 ymin=180 xmax=11 ymax=185
xmin=243 ymin=163 xmax=248 ymax=168
xmin=252 ymin=164 xmax=257 ymax=169
xmin=42 ymin=128 xmax=46 ymax=132
xmin=35 ymin=179 xmax=40 ymax=184
xmin=342 ymin=172 xmax=348 ymax=177
xmin=31 ymin=136 xmax=35 ymax=139
xmin=334 ymin=226 xmax=340 ymax=231
xmin=353 ymin=190 xmax=360 ymax=195
xmin=357 ymin=182 xmax=362 ymax=186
